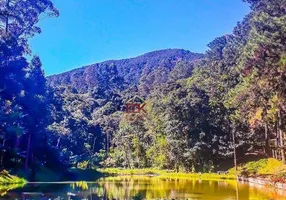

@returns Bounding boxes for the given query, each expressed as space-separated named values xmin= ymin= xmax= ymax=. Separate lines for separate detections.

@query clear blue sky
xmin=29 ymin=0 xmax=250 ymax=76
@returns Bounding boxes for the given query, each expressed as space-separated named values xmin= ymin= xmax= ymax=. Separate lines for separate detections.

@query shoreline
xmin=238 ymin=176 xmax=286 ymax=190
xmin=99 ymin=168 xmax=286 ymax=191
xmin=98 ymin=168 xmax=237 ymax=180
xmin=2 ymin=167 xmax=286 ymax=191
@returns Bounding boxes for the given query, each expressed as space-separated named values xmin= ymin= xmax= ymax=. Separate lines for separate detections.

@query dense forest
xmin=0 ymin=0 xmax=286 ymax=179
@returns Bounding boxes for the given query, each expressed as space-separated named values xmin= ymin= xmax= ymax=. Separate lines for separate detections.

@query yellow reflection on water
xmin=0 ymin=183 xmax=25 ymax=196
xmin=70 ymin=181 xmax=89 ymax=190
xmin=1 ymin=178 xmax=286 ymax=199
xmin=94 ymin=176 xmax=286 ymax=200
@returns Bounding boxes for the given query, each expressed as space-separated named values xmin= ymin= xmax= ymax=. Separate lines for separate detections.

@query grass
xmin=0 ymin=170 xmax=26 ymax=184
xmin=227 ymin=158 xmax=286 ymax=184
xmin=98 ymin=168 xmax=237 ymax=180
xmin=98 ymin=168 xmax=165 ymax=176
xmin=100 ymin=158 xmax=286 ymax=181
xmin=228 ymin=158 xmax=286 ymax=177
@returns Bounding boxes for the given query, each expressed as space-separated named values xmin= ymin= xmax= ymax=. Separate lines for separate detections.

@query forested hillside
xmin=48 ymin=49 xmax=202 ymax=93
xmin=46 ymin=49 xmax=203 ymax=167
xmin=47 ymin=0 xmax=286 ymax=172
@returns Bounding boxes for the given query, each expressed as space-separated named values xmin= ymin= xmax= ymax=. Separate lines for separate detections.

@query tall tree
xmin=0 ymin=0 xmax=59 ymax=172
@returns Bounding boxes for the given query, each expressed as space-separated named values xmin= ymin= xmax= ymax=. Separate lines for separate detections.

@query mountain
xmin=46 ymin=49 xmax=203 ymax=159
xmin=47 ymin=49 xmax=203 ymax=95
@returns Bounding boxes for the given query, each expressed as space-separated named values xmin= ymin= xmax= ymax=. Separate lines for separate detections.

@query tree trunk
xmin=5 ymin=0 xmax=10 ymax=33
xmin=15 ymin=136 xmax=20 ymax=149
xmin=278 ymin=110 xmax=285 ymax=163
xmin=1 ymin=139 xmax=5 ymax=168
xmin=232 ymin=128 xmax=237 ymax=171
xmin=274 ymin=116 xmax=279 ymax=159
xmin=56 ymin=137 xmax=61 ymax=148
xmin=92 ymin=136 xmax=97 ymax=153
xmin=25 ymin=133 xmax=31 ymax=172
xmin=264 ymin=122 xmax=270 ymax=156
xmin=106 ymin=133 xmax=109 ymax=156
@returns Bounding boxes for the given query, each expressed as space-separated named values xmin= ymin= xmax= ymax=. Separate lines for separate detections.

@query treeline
xmin=0 ymin=0 xmax=67 ymax=178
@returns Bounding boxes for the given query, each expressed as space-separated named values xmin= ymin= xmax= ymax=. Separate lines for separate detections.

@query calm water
xmin=0 ymin=176 xmax=286 ymax=200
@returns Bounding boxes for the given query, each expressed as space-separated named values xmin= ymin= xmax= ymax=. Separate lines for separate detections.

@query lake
xmin=1 ymin=176 xmax=286 ymax=200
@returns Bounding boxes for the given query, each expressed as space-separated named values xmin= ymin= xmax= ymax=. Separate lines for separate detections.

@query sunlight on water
xmin=0 ymin=177 xmax=286 ymax=199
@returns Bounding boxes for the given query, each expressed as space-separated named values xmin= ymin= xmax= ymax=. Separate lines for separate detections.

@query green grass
xmin=98 ymin=168 xmax=237 ymax=180
xmin=99 ymin=168 xmax=165 ymax=176
xmin=159 ymin=172 xmax=236 ymax=180
xmin=228 ymin=158 xmax=286 ymax=177
xmin=100 ymin=158 xmax=286 ymax=181
xmin=0 ymin=170 xmax=26 ymax=184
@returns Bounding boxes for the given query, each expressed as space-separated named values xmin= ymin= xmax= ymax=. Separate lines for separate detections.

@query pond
xmin=0 ymin=176 xmax=286 ymax=200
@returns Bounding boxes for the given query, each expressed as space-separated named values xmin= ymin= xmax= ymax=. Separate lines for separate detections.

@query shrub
xmin=77 ymin=161 xmax=89 ymax=169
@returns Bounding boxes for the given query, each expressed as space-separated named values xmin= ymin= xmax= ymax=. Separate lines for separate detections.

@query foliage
xmin=1 ymin=0 xmax=286 ymax=181
xmin=258 ymin=158 xmax=285 ymax=175
xmin=45 ymin=0 xmax=286 ymax=172
xmin=77 ymin=161 xmax=89 ymax=170
xmin=0 ymin=0 xmax=66 ymax=180
xmin=0 ymin=170 xmax=26 ymax=184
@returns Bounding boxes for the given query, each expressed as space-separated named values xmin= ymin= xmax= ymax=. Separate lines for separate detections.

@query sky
xmin=29 ymin=0 xmax=250 ymax=76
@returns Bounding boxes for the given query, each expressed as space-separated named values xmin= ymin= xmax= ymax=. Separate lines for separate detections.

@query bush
xmin=0 ymin=170 xmax=26 ymax=184
xmin=77 ymin=161 xmax=89 ymax=169
xmin=258 ymin=158 xmax=284 ymax=175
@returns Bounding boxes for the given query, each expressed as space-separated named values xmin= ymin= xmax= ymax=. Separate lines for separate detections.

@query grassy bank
xmin=228 ymin=158 xmax=286 ymax=175
xmin=228 ymin=158 xmax=286 ymax=182
xmin=98 ymin=168 xmax=237 ymax=180
xmin=0 ymin=170 xmax=26 ymax=184
xmin=99 ymin=158 xmax=286 ymax=181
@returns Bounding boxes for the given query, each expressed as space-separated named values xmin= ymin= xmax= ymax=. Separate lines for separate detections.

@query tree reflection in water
xmin=1 ymin=177 xmax=286 ymax=199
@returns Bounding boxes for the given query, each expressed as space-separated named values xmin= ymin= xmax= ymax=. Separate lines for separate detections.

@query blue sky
xmin=30 ymin=0 xmax=250 ymax=76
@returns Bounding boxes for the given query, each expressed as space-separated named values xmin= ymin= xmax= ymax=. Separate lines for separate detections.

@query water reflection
xmin=0 ymin=183 xmax=25 ymax=197
xmin=71 ymin=181 xmax=89 ymax=190
xmin=0 ymin=176 xmax=285 ymax=199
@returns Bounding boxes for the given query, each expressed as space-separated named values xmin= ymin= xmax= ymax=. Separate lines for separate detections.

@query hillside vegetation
xmin=47 ymin=0 xmax=286 ymax=172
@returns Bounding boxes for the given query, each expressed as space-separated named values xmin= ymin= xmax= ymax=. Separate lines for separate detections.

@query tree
xmin=0 ymin=0 xmax=59 ymax=173
xmin=0 ymin=0 xmax=59 ymax=52
xmin=228 ymin=0 xmax=286 ymax=162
